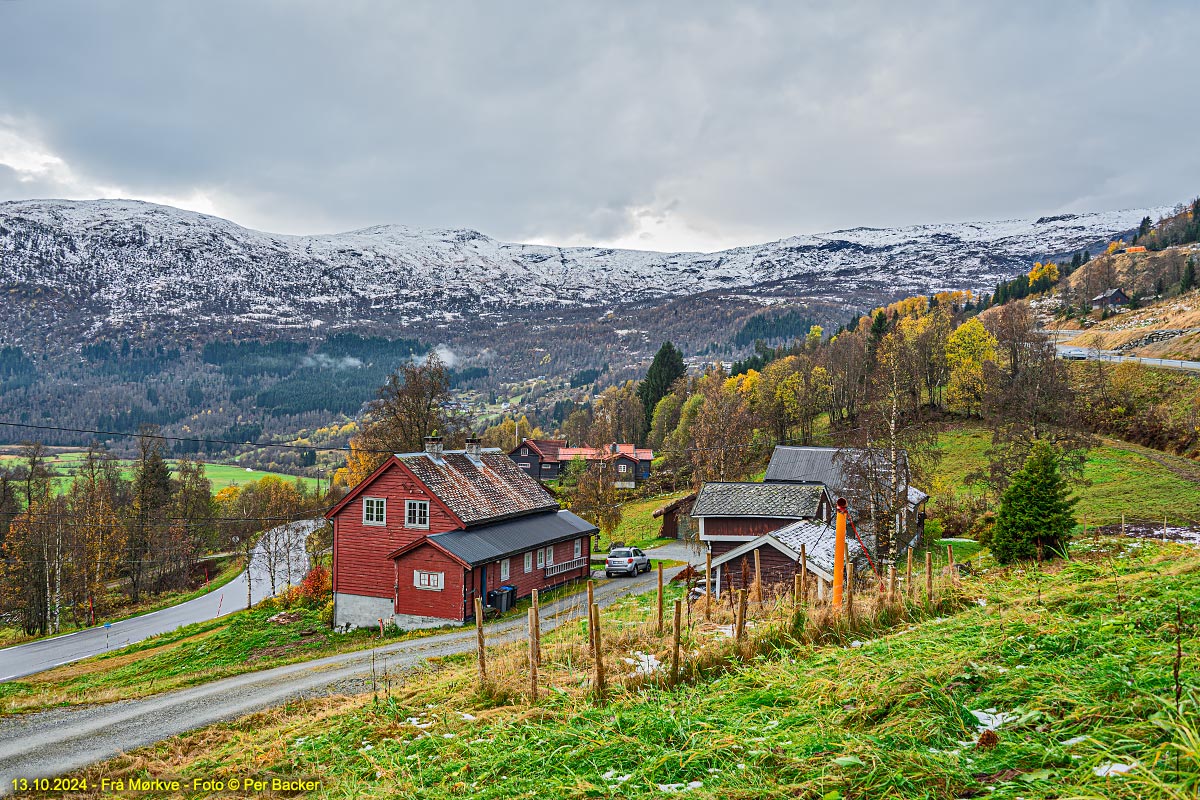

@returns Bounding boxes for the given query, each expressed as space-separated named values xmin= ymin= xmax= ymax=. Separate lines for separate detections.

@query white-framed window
xmin=541 ymin=463 xmax=552 ymax=471
xmin=544 ymin=545 xmax=555 ymax=566
xmin=414 ymin=570 xmax=444 ymax=591
xmin=521 ymin=447 xmax=529 ymax=456
xmin=363 ymin=497 xmax=386 ymax=526
xmin=524 ymin=552 xmax=533 ymax=573
xmin=536 ymin=548 xmax=545 ymax=569
xmin=405 ymin=500 xmax=429 ymax=529
xmin=617 ymin=463 xmax=629 ymax=473
xmin=500 ymin=558 xmax=510 ymax=581
xmin=574 ymin=538 xmax=582 ymax=559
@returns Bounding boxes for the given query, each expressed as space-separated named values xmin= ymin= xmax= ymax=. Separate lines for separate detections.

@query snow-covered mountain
xmin=0 ymin=199 xmax=1168 ymax=335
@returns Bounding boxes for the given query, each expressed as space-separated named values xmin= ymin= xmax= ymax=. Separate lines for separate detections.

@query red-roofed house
xmin=508 ymin=439 xmax=653 ymax=488
xmin=326 ymin=436 xmax=596 ymax=630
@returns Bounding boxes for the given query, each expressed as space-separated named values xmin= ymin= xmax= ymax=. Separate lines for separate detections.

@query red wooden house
xmin=325 ymin=437 xmax=596 ymax=630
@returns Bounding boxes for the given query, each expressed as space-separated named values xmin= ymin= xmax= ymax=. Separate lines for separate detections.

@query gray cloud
xmin=1 ymin=1 xmax=1197 ymax=251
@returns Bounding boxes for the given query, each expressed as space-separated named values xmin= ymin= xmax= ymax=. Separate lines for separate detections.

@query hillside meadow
xmin=71 ymin=536 xmax=1199 ymax=800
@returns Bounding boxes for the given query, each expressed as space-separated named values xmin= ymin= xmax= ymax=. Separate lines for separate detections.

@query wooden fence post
xmin=531 ymin=588 xmax=541 ymax=667
xmin=906 ymin=549 xmax=913 ymax=601
xmin=925 ymin=551 xmax=933 ymax=606
xmin=528 ymin=607 xmax=538 ymax=703
xmin=657 ymin=562 xmax=665 ymax=635
xmin=753 ymin=549 xmax=763 ymax=606
xmin=735 ymin=590 xmax=749 ymax=641
xmin=946 ymin=544 xmax=954 ymax=569
xmin=704 ymin=552 xmax=712 ymax=621
xmin=845 ymin=563 xmax=856 ymax=627
xmin=591 ymin=603 xmax=606 ymax=703
xmin=793 ymin=573 xmax=803 ymax=607
xmin=671 ymin=599 xmax=682 ymax=686
xmin=799 ymin=544 xmax=808 ymax=605
xmin=887 ymin=565 xmax=897 ymax=604
xmin=586 ymin=579 xmax=595 ymax=651
xmin=474 ymin=597 xmax=487 ymax=688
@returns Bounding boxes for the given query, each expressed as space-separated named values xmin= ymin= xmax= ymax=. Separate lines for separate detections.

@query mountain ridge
xmin=0 ymin=198 xmax=1170 ymax=339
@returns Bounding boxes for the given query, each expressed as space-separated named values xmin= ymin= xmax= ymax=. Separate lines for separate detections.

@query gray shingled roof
xmin=399 ymin=450 xmax=558 ymax=526
xmin=709 ymin=519 xmax=869 ymax=581
xmin=427 ymin=509 xmax=597 ymax=566
xmin=691 ymin=482 xmax=826 ymax=518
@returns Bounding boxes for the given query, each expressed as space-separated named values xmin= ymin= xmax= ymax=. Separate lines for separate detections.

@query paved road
xmin=1054 ymin=343 xmax=1200 ymax=372
xmin=0 ymin=559 xmax=688 ymax=790
xmin=0 ymin=521 xmax=319 ymax=682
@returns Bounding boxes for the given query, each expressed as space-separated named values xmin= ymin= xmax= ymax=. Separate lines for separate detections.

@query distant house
xmin=690 ymin=482 xmax=833 ymax=559
xmin=708 ymin=519 xmax=870 ymax=599
xmin=508 ymin=439 xmax=653 ymax=488
xmin=326 ymin=436 xmax=595 ymax=630
xmin=764 ymin=445 xmax=928 ymax=555
xmin=1091 ymin=288 xmax=1130 ymax=310
xmin=508 ymin=438 xmax=568 ymax=481
xmin=651 ymin=492 xmax=697 ymax=539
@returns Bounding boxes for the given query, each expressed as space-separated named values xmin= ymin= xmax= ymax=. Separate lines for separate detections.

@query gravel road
xmin=0 ymin=560 xmax=688 ymax=790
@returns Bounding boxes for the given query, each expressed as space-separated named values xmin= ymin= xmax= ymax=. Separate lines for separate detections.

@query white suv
xmin=605 ymin=547 xmax=650 ymax=577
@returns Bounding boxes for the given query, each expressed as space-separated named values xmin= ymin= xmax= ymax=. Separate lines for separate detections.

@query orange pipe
xmin=833 ymin=497 xmax=848 ymax=608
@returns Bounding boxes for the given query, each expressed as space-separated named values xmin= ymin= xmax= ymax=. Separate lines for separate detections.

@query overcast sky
xmin=1 ymin=1 xmax=1196 ymax=252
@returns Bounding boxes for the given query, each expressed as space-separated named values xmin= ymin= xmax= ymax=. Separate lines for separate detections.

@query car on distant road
xmin=605 ymin=547 xmax=650 ymax=577
xmin=1059 ymin=348 xmax=1088 ymax=360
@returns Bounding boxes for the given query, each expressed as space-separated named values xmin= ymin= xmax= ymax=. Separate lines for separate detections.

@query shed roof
xmin=399 ymin=509 xmax=597 ymax=566
xmin=708 ymin=519 xmax=868 ymax=581
xmin=691 ymin=482 xmax=827 ymax=519
xmin=398 ymin=450 xmax=558 ymax=526
xmin=652 ymin=491 xmax=697 ymax=519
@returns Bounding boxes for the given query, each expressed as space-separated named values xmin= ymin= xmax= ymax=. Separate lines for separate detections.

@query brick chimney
xmin=464 ymin=437 xmax=482 ymax=458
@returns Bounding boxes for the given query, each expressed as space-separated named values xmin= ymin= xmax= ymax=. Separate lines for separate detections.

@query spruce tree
xmin=990 ymin=441 xmax=1077 ymax=563
xmin=636 ymin=341 xmax=686 ymax=441
xmin=1182 ymin=258 xmax=1196 ymax=293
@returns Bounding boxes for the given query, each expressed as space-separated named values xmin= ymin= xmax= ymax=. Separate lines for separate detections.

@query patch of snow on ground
xmin=969 ymin=708 xmax=1019 ymax=732
xmin=622 ymin=651 xmax=662 ymax=675
xmin=1094 ymin=762 xmax=1138 ymax=777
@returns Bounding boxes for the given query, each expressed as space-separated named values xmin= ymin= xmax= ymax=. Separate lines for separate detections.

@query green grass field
xmin=934 ymin=425 xmax=1200 ymax=527
xmin=0 ymin=449 xmax=319 ymax=493
xmin=604 ymin=490 xmax=692 ymax=551
xmin=73 ymin=538 xmax=1200 ymax=799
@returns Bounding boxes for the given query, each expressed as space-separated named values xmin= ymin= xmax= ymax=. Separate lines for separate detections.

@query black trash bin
xmin=486 ymin=589 xmax=500 ymax=611
xmin=492 ymin=585 xmax=514 ymax=613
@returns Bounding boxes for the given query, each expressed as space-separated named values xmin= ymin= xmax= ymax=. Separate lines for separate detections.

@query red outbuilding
xmin=325 ymin=436 xmax=596 ymax=630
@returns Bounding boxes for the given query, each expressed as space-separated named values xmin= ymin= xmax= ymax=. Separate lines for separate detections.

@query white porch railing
xmin=545 ymin=556 xmax=590 ymax=577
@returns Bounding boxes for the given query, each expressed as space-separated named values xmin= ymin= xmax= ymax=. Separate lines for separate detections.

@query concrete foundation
xmin=333 ymin=592 xmax=460 ymax=631
xmin=333 ymin=592 xmax=395 ymax=630
xmin=392 ymin=612 xmax=458 ymax=631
